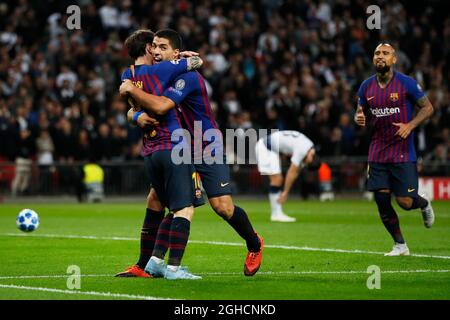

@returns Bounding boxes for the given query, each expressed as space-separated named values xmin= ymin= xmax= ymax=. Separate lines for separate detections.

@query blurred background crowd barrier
xmin=1 ymin=158 xmax=449 ymax=201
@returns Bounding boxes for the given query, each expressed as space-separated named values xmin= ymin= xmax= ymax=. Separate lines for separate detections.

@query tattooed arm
xmin=186 ymin=56 xmax=203 ymax=71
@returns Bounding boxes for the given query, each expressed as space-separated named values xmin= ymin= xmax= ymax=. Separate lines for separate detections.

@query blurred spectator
xmin=36 ymin=128 xmax=55 ymax=193
xmin=75 ymin=129 xmax=91 ymax=161
xmin=111 ymin=125 xmax=127 ymax=161
xmin=339 ymin=113 xmax=355 ymax=155
xmin=53 ymin=118 xmax=76 ymax=162
xmin=94 ymin=123 xmax=112 ymax=161
xmin=11 ymin=123 xmax=35 ymax=196
xmin=56 ymin=65 xmax=78 ymax=90
xmin=36 ymin=129 xmax=54 ymax=165
xmin=424 ymin=144 xmax=449 ymax=176
xmin=206 ymin=46 xmax=229 ymax=74
xmin=99 ymin=0 xmax=119 ymax=32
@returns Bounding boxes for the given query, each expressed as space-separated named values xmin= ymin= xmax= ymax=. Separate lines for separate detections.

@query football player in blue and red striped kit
xmin=122 ymin=29 xmax=263 ymax=276
xmin=115 ymin=30 xmax=205 ymax=279
xmin=355 ymin=43 xmax=435 ymax=256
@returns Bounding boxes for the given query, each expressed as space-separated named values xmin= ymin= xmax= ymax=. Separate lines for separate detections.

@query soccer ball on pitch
xmin=16 ymin=209 xmax=40 ymax=232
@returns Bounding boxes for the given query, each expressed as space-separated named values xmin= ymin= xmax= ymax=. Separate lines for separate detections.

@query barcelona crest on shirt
xmin=144 ymin=128 xmax=157 ymax=139
xmin=390 ymin=92 xmax=399 ymax=102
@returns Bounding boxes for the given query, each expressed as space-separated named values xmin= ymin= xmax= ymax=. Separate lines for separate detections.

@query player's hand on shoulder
xmin=119 ymin=79 xmax=135 ymax=97
xmin=187 ymin=56 xmax=203 ymax=71
xmin=180 ymin=50 xmax=199 ymax=57
xmin=354 ymin=106 xmax=366 ymax=126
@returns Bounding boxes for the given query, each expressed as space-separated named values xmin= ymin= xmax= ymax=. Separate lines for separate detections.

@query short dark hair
xmin=375 ymin=42 xmax=396 ymax=54
xmin=124 ymin=30 xmax=155 ymax=60
xmin=307 ymin=153 xmax=321 ymax=171
xmin=155 ymin=29 xmax=182 ymax=50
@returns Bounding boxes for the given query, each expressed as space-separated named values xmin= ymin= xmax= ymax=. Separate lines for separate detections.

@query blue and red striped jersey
xmin=163 ymin=71 xmax=220 ymax=159
xmin=121 ymin=59 xmax=189 ymax=156
xmin=357 ymin=71 xmax=425 ymax=163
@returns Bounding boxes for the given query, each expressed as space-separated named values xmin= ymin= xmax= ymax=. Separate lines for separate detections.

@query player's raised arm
xmin=154 ymin=56 xmax=203 ymax=80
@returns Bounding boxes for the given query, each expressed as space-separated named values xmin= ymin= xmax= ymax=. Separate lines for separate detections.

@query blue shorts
xmin=366 ymin=162 xmax=418 ymax=197
xmin=195 ymin=160 xmax=232 ymax=198
xmin=144 ymin=151 xmax=204 ymax=212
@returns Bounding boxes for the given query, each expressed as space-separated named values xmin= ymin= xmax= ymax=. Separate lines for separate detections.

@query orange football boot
xmin=244 ymin=234 xmax=264 ymax=276
xmin=115 ymin=265 xmax=152 ymax=278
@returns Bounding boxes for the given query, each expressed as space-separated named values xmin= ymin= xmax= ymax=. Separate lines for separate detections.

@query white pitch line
xmin=0 ymin=233 xmax=137 ymax=241
xmin=0 ymin=274 xmax=111 ymax=280
xmin=198 ymin=269 xmax=450 ymax=276
xmin=0 ymin=284 xmax=176 ymax=300
xmin=2 ymin=232 xmax=450 ymax=260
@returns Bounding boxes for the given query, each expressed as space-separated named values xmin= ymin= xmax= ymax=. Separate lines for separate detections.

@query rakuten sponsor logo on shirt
xmin=370 ymin=107 xmax=400 ymax=117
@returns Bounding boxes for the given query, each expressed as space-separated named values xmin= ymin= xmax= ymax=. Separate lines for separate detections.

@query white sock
xmin=167 ymin=265 xmax=179 ymax=272
xmin=150 ymin=256 xmax=164 ymax=264
xmin=269 ymin=191 xmax=283 ymax=217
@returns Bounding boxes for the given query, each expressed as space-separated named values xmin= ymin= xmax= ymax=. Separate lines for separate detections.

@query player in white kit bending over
xmin=255 ymin=130 xmax=321 ymax=222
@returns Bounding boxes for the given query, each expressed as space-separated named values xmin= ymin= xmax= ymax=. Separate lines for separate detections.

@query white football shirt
xmin=265 ymin=131 xmax=314 ymax=167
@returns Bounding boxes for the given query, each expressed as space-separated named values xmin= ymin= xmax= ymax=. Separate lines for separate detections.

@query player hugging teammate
xmin=117 ymin=29 xmax=263 ymax=279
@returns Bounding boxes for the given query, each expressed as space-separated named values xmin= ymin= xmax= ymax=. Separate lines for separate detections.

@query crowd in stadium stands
xmin=0 ymin=0 xmax=449 ymax=171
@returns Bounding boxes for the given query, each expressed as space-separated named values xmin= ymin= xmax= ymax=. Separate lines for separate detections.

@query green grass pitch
xmin=0 ymin=199 xmax=449 ymax=300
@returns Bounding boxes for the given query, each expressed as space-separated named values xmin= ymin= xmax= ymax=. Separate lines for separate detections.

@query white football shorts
xmin=255 ymin=139 xmax=281 ymax=175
